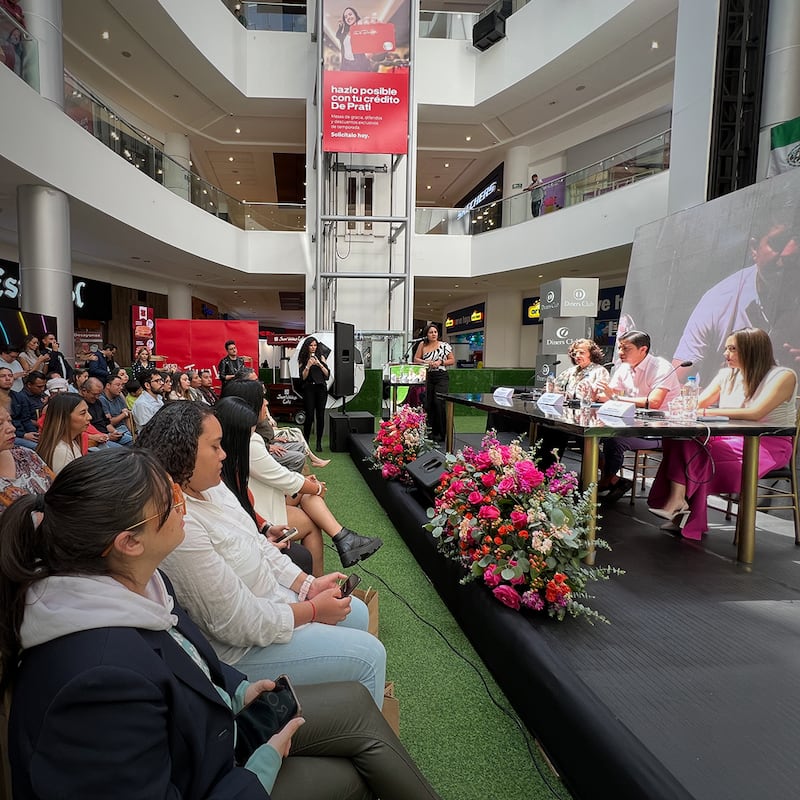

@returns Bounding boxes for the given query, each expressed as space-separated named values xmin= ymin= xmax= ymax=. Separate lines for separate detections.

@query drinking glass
xmin=668 ymin=398 xmax=684 ymax=420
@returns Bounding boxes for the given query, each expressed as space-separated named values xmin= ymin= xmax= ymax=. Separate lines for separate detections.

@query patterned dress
xmin=0 ymin=447 xmax=54 ymax=512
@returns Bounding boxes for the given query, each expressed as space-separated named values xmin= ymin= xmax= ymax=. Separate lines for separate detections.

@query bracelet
xmin=309 ymin=600 xmax=317 ymax=622
xmin=298 ymin=574 xmax=315 ymax=602
xmin=316 ymin=483 xmax=323 ymax=496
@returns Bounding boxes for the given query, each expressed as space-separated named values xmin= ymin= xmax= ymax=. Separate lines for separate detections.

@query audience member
xmin=257 ymin=402 xmax=329 ymax=472
xmin=99 ymin=375 xmax=133 ymax=446
xmin=124 ymin=378 xmax=142 ymax=411
xmin=0 ymin=366 xmax=12 ymax=411
xmin=39 ymin=332 xmax=73 ymax=380
xmin=0 ymin=343 xmax=25 ymax=391
xmin=135 ymin=402 xmax=387 ymax=706
xmin=197 ymin=368 xmax=218 ymax=405
xmin=0 ymin=405 xmax=51 ymax=512
xmin=223 ymin=379 xmax=381 ymax=572
xmin=79 ymin=377 xmax=114 ymax=439
xmin=87 ymin=343 xmax=119 ymax=384
xmin=219 ymin=339 xmax=246 ymax=383
xmin=0 ymin=449 xmax=441 ymax=800
xmin=650 ymin=328 xmax=797 ymax=538
xmin=162 ymin=372 xmax=173 ymax=397
xmin=69 ymin=367 xmax=89 ymax=394
xmin=18 ymin=335 xmax=49 ymax=377
xmin=36 ymin=393 xmax=90 ymax=474
xmin=167 ymin=370 xmax=192 ymax=401
xmin=131 ymin=369 xmax=164 ymax=429
xmin=235 ymin=366 xmax=258 ymax=381
xmin=131 ymin=346 xmax=154 ymax=382
xmin=187 ymin=369 xmax=204 ymax=402
xmin=10 ymin=371 xmax=47 ymax=450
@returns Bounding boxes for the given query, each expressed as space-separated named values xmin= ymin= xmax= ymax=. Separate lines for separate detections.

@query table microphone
xmin=637 ymin=360 xmax=693 ymax=415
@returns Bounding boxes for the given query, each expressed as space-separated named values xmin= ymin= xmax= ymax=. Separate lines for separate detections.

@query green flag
xmin=768 ymin=116 xmax=800 ymax=176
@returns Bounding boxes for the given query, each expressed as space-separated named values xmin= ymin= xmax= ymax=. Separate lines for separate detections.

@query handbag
xmin=234 ymin=679 xmax=301 ymax=764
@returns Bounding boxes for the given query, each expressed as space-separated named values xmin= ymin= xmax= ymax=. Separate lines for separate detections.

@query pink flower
xmin=493 ymin=584 xmax=521 ymax=610
xmin=510 ymin=510 xmax=528 ymax=528
xmin=478 ymin=505 xmax=500 ymax=520
xmin=515 ymin=460 xmax=544 ymax=490
xmin=381 ymin=463 xmax=400 ymax=479
xmin=451 ymin=463 xmax=465 ymax=476
xmin=467 ymin=491 xmax=483 ymax=504
xmin=481 ymin=471 xmax=497 ymax=488
xmin=497 ymin=475 xmax=516 ymax=494
xmin=521 ymin=590 xmax=544 ymax=611
xmin=473 ymin=451 xmax=493 ymax=470
xmin=483 ymin=564 xmax=501 ymax=588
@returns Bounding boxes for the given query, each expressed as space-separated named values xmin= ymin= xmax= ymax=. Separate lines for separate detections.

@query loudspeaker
xmin=472 ymin=10 xmax=505 ymax=51
xmin=329 ymin=411 xmax=375 ymax=452
xmin=406 ymin=449 xmax=447 ymax=495
xmin=333 ymin=321 xmax=355 ymax=397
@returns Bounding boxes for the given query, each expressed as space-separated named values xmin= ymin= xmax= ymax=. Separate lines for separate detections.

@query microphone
xmin=639 ymin=360 xmax=693 ymax=412
xmin=408 ymin=337 xmax=425 ymax=345
xmin=602 ymin=361 xmax=615 ymax=369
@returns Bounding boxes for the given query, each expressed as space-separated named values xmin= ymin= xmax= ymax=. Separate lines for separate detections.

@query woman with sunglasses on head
xmin=1 ymin=449 xmax=441 ymax=800
xmin=135 ymin=402 xmax=387 ymax=707
xmin=648 ymin=327 xmax=797 ymax=538
xmin=222 ymin=379 xmax=382 ymax=573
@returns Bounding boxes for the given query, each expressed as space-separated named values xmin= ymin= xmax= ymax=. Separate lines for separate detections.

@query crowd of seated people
xmin=0 ymin=449 xmax=442 ymax=799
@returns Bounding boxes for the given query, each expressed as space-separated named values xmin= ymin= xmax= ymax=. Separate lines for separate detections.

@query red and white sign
xmin=131 ymin=305 xmax=155 ymax=355
xmin=350 ymin=22 xmax=395 ymax=54
xmin=264 ymin=333 xmax=305 ymax=346
xmin=323 ymin=71 xmax=408 ymax=155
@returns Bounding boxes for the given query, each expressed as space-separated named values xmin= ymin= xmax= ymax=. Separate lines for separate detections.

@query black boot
xmin=332 ymin=528 xmax=383 ymax=568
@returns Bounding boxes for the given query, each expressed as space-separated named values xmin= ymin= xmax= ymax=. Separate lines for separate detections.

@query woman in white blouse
xmin=135 ymin=401 xmax=387 ymax=707
xmin=36 ymin=393 xmax=91 ymax=474
xmin=413 ymin=323 xmax=455 ymax=443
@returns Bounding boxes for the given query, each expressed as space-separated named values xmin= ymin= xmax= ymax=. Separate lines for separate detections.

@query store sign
xmin=445 ymin=302 xmax=485 ymax=333
xmin=456 ymin=181 xmax=498 ymax=220
xmin=321 ymin=1 xmax=411 ymax=154
xmin=539 ymin=277 xmax=599 ymax=318
xmin=264 ymin=333 xmax=305 ymax=346
xmin=596 ymin=285 xmax=625 ymax=321
xmin=522 ymin=296 xmax=541 ymax=325
xmin=131 ymin=305 xmax=155 ymax=355
xmin=542 ymin=317 xmax=594 ymax=348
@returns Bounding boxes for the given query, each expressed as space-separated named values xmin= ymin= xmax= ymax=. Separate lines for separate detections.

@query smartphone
xmin=276 ymin=527 xmax=300 ymax=544
xmin=340 ymin=573 xmax=362 ymax=597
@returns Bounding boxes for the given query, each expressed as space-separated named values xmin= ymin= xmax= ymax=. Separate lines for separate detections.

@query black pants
xmin=303 ymin=382 xmax=328 ymax=446
xmin=425 ymin=370 xmax=449 ymax=442
xmin=531 ymin=199 xmax=542 ymax=217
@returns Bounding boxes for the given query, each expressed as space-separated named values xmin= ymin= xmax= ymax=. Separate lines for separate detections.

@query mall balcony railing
xmin=62 ymin=72 xmax=306 ymax=233
xmin=415 ymin=129 xmax=671 ymax=235
xmin=0 ymin=6 xmax=39 ymax=92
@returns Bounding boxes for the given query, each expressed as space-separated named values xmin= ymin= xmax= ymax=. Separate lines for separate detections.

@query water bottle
xmin=681 ymin=376 xmax=699 ymax=419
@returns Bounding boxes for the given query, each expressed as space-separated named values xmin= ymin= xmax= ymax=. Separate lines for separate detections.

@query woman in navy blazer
xmin=0 ymin=448 xmax=442 ymax=800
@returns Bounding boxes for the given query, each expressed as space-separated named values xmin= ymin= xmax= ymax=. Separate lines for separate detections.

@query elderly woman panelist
xmin=648 ymin=327 xmax=796 ymax=538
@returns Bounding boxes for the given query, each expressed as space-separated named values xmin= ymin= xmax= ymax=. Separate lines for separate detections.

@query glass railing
xmin=227 ymin=1 xmax=307 ymax=32
xmin=419 ymin=11 xmax=478 ymax=40
xmin=62 ymin=72 xmax=306 ymax=232
xmin=415 ymin=130 xmax=671 ymax=235
xmin=0 ymin=6 xmax=39 ymax=92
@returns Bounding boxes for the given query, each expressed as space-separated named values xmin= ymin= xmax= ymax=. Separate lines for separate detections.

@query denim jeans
xmin=233 ymin=596 xmax=387 ymax=708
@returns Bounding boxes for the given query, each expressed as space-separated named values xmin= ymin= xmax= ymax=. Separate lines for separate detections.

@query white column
xmin=504 ymin=145 xmax=530 ymax=225
xmin=164 ymin=132 xmax=191 ymax=201
xmin=168 ymin=282 xmax=192 ymax=320
xmin=23 ymin=0 xmax=64 ymax=108
xmin=667 ymin=0 xmax=721 ymax=214
xmin=757 ymin=0 xmax=800 ymax=176
xmin=484 ymin=290 xmax=522 ymax=367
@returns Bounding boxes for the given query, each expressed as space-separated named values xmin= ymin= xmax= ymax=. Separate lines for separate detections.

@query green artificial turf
xmin=317 ymin=439 xmax=571 ymax=800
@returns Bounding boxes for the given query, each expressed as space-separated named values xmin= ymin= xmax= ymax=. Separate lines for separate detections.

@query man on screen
xmin=672 ymin=221 xmax=800 ymax=386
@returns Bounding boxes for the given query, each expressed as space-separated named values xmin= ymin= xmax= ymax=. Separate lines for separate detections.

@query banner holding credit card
xmin=322 ymin=1 xmax=411 ymax=154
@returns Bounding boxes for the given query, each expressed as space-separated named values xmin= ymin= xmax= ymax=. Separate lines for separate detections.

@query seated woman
xmin=0 ymin=406 xmax=52 ymax=511
xmin=223 ymin=379 xmax=382 ymax=572
xmin=36 ymin=393 xmax=91 ymax=474
xmin=167 ymin=370 xmax=192 ymax=402
xmin=648 ymin=327 xmax=797 ymax=539
xmin=1 ymin=449 xmax=441 ymax=800
xmin=257 ymin=403 xmax=330 ymax=472
xmin=135 ymin=402 xmax=387 ymax=707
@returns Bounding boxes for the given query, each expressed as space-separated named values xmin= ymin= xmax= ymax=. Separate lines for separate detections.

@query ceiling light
xmin=465 ymin=136 xmax=471 ymax=142
xmin=228 ymin=156 xmax=234 ymax=162
xmin=444 ymin=162 xmax=449 ymax=168
xmin=575 ymin=85 xmax=585 ymax=91
xmin=548 ymin=100 xmax=557 ymax=106
xmin=454 ymin=284 xmax=459 ymax=288
xmin=426 ymin=185 xmax=431 ymax=190
xmin=651 ymin=40 xmax=659 ymax=49
xmin=101 ymin=31 xmax=109 ymax=40
xmin=538 ymin=274 xmax=543 ymax=278
xmin=121 ymin=51 xmax=131 ymax=58
xmin=235 ymin=127 xmax=241 ymax=134
xmin=236 ymin=180 xmax=241 ymax=185
xmin=234 ymin=290 xmax=238 ymax=293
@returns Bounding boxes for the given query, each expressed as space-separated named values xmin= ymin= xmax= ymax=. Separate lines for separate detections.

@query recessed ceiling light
xmin=235 ymin=127 xmax=241 ymax=134
xmin=548 ymin=100 xmax=557 ymax=106
xmin=101 ymin=31 xmax=109 ymax=40
xmin=444 ymin=162 xmax=449 ymax=168
xmin=228 ymin=156 xmax=234 ymax=162
xmin=234 ymin=290 xmax=238 ymax=294
xmin=131 ymin=256 xmax=140 ymax=260
xmin=426 ymin=185 xmax=431 ymax=190
xmin=173 ymin=94 xmax=180 ymax=99
xmin=575 ymin=85 xmax=586 ymax=91
xmin=465 ymin=136 xmax=471 ymax=142
xmin=454 ymin=284 xmax=459 ymax=288
xmin=538 ymin=274 xmax=543 ymax=278
xmin=651 ymin=40 xmax=659 ymax=49
xmin=236 ymin=180 xmax=241 ymax=185
xmin=121 ymin=51 xmax=132 ymax=59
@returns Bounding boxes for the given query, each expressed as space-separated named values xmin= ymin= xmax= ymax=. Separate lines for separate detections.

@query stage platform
xmin=350 ymin=431 xmax=800 ymax=800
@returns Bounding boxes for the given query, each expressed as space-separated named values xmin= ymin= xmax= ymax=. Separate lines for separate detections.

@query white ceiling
xmin=6 ymin=0 xmax=677 ymax=325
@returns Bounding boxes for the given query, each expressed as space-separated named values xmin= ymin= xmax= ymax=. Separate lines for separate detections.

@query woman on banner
xmin=335 ymin=7 xmax=373 ymax=72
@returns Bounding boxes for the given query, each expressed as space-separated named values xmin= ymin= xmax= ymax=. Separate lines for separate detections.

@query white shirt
xmin=608 ymin=352 xmax=681 ymax=405
xmin=131 ymin=391 xmax=163 ymax=428
xmin=5 ymin=358 xmax=23 ymax=392
xmin=249 ymin=431 xmax=305 ymax=526
xmin=51 ymin=440 xmax=81 ymax=475
xmin=158 ymin=481 xmax=302 ymax=665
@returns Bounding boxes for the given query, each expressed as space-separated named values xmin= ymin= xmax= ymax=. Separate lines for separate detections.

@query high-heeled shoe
xmin=660 ymin=511 xmax=690 ymax=534
xmin=648 ymin=502 xmax=689 ymax=521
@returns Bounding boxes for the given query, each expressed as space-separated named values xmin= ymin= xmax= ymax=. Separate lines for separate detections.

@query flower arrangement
xmin=367 ymin=404 xmax=432 ymax=482
xmin=424 ymin=433 xmax=623 ymax=623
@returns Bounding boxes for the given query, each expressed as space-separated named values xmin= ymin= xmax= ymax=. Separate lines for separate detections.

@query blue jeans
xmin=233 ymin=596 xmax=387 ymax=708
xmin=14 ymin=437 xmax=37 ymax=450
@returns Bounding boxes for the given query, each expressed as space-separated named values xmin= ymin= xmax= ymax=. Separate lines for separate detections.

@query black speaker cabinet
xmin=406 ymin=449 xmax=447 ymax=496
xmin=329 ymin=411 xmax=374 ymax=452
xmin=333 ymin=321 xmax=355 ymax=397
xmin=472 ymin=10 xmax=506 ymax=51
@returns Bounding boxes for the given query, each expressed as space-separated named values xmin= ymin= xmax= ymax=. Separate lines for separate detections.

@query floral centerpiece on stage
xmin=367 ymin=405 xmax=433 ymax=482
xmin=424 ymin=433 xmax=623 ymax=623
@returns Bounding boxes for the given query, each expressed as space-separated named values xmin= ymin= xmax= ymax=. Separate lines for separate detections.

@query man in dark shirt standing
xmin=218 ymin=340 xmax=246 ymax=383
xmin=40 ymin=332 xmax=73 ymax=381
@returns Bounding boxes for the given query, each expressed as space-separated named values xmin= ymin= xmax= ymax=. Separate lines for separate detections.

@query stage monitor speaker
xmin=333 ymin=321 xmax=355 ymax=397
xmin=406 ymin=449 xmax=447 ymax=495
xmin=329 ymin=411 xmax=375 ymax=452
xmin=472 ymin=10 xmax=505 ymax=51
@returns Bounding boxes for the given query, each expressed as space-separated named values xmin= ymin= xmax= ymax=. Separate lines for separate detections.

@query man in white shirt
xmin=595 ymin=330 xmax=681 ymax=504
xmin=0 ymin=343 xmax=26 ymax=392
xmin=131 ymin=369 xmax=165 ymax=429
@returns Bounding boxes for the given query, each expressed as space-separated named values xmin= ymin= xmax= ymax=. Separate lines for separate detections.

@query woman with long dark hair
xmin=335 ymin=6 xmax=373 ymax=72
xmin=297 ymin=336 xmax=330 ymax=451
xmin=131 ymin=346 xmax=153 ymax=383
xmin=36 ymin=393 xmax=90 ymax=474
xmin=648 ymin=327 xmax=797 ymax=538
xmin=135 ymin=402 xmax=387 ymax=705
xmin=413 ymin=323 xmax=454 ymax=443
xmin=222 ymin=378 xmax=382 ymax=572
xmin=0 ymin=448 xmax=440 ymax=799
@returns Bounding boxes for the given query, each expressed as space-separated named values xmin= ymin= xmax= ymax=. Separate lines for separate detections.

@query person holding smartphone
xmin=297 ymin=336 xmax=330 ymax=452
